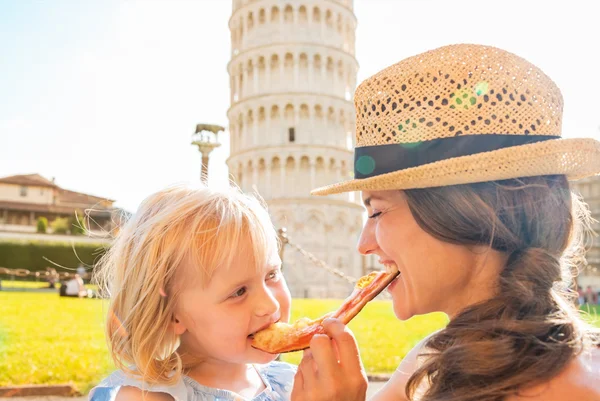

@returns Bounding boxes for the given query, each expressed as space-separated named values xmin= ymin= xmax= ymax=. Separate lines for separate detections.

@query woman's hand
xmin=291 ymin=318 xmax=368 ymax=401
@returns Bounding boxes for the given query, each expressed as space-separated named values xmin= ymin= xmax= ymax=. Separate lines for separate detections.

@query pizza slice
xmin=251 ymin=266 xmax=400 ymax=354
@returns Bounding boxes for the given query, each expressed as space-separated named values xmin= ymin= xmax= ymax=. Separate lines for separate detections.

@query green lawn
xmin=280 ymin=299 xmax=448 ymax=371
xmin=0 ymin=280 xmax=97 ymax=290
xmin=0 ymin=290 xmax=598 ymax=394
xmin=1 ymin=280 xmax=55 ymax=289
xmin=580 ymin=304 xmax=600 ymax=326
xmin=0 ymin=292 xmax=112 ymax=393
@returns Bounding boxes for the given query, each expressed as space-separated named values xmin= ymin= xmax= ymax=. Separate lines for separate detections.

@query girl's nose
xmin=357 ymin=219 xmax=378 ymax=256
xmin=255 ymin=285 xmax=280 ymax=317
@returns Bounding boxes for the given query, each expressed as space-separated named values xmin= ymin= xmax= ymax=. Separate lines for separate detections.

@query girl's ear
xmin=172 ymin=313 xmax=187 ymax=336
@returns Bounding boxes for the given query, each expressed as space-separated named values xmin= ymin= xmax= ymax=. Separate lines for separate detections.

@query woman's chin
xmin=391 ymin=295 xmax=415 ymax=321
xmin=392 ymin=304 xmax=414 ymax=321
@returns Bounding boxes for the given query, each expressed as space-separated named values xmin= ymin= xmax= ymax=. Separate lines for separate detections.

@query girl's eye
xmin=267 ymin=270 xmax=281 ymax=282
xmin=231 ymin=287 xmax=247 ymax=298
xmin=368 ymin=211 xmax=382 ymax=219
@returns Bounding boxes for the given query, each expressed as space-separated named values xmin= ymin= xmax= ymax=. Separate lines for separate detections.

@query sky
xmin=1 ymin=0 xmax=599 ymax=212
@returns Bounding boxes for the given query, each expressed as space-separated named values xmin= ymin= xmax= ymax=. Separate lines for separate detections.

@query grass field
xmin=0 ymin=290 xmax=598 ymax=393
xmin=0 ymin=280 xmax=97 ymax=290
xmin=0 ymin=291 xmax=112 ymax=393
xmin=0 ymin=280 xmax=56 ymax=289
xmin=280 ymin=299 xmax=449 ymax=370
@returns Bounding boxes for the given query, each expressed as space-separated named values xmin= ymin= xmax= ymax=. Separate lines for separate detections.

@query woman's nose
xmin=357 ymin=219 xmax=378 ymax=255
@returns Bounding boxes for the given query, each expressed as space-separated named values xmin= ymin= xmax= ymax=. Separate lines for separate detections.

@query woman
xmin=291 ymin=44 xmax=600 ymax=401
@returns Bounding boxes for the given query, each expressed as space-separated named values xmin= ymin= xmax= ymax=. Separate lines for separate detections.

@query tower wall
xmin=227 ymin=0 xmax=364 ymax=298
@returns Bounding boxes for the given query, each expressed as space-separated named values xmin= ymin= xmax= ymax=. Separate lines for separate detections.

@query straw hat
xmin=311 ymin=44 xmax=600 ymax=196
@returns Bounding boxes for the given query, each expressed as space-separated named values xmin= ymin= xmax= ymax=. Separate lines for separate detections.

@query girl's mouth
xmin=248 ymin=321 xmax=279 ymax=339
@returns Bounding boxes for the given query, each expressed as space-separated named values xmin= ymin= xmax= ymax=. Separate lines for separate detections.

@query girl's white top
xmin=88 ymin=361 xmax=296 ymax=401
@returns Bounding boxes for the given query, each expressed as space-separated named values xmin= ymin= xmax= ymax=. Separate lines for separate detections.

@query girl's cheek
xmin=276 ymin=282 xmax=292 ymax=307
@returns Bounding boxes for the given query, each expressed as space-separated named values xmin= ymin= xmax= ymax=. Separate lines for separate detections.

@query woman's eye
xmin=231 ymin=287 xmax=247 ymax=298
xmin=368 ymin=211 xmax=382 ymax=219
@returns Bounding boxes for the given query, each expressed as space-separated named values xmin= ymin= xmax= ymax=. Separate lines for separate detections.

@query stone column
xmin=252 ymin=160 xmax=258 ymax=188
xmin=265 ymin=161 xmax=272 ymax=199
xmin=253 ymin=62 xmax=259 ymax=96
xmin=233 ymin=74 xmax=239 ymax=102
xmin=307 ymin=59 xmax=314 ymax=92
xmin=241 ymin=13 xmax=247 ymax=46
xmin=253 ymin=116 xmax=258 ymax=149
xmin=280 ymin=163 xmax=286 ymax=196
xmin=333 ymin=63 xmax=338 ymax=98
xmin=279 ymin=58 xmax=285 ymax=89
xmin=293 ymin=53 xmax=299 ymax=90
xmin=242 ymin=68 xmax=249 ymax=100
xmin=265 ymin=62 xmax=271 ymax=93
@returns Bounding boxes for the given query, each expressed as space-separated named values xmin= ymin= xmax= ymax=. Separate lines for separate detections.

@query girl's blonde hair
xmin=94 ymin=182 xmax=279 ymax=385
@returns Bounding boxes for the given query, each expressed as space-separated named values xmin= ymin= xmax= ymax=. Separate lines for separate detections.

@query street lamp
xmin=191 ymin=123 xmax=224 ymax=183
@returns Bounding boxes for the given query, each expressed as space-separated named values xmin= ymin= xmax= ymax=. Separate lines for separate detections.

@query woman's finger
xmin=309 ymin=333 xmax=337 ymax=380
xmin=291 ymin=367 xmax=305 ymax=401
xmin=297 ymin=349 xmax=317 ymax=388
xmin=323 ymin=318 xmax=364 ymax=373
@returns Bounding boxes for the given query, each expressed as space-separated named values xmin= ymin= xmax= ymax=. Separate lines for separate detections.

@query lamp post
xmin=191 ymin=124 xmax=224 ymax=183
xmin=277 ymin=227 xmax=289 ymax=262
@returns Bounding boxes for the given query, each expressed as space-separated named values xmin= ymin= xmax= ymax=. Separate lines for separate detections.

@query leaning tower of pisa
xmin=226 ymin=0 xmax=364 ymax=298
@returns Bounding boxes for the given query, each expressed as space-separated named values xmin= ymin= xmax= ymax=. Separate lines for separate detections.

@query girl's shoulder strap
xmin=256 ymin=361 xmax=297 ymax=399
xmin=88 ymin=370 xmax=189 ymax=401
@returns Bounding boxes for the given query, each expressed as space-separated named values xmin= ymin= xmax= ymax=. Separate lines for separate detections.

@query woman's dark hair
xmin=404 ymin=175 xmax=599 ymax=401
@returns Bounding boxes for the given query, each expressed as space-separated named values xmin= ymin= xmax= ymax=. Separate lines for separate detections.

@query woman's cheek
xmin=376 ymin=220 xmax=396 ymax=252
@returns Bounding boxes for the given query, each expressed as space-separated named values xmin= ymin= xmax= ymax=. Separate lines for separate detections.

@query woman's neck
xmin=444 ymin=247 xmax=507 ymax=319
xmin=185 ymin=360 xmax=266 ymax=398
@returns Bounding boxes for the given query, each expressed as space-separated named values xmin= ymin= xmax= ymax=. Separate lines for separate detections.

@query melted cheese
xmin=355 ymin=272 xmax=377 ymax=289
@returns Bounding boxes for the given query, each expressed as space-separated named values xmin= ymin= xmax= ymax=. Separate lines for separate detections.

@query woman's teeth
xmin=384 ymin=263 xmax=399 ymax=275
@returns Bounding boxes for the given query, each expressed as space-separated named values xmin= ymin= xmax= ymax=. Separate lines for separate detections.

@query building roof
xmin=0 ymin=173 xmax=116 ymax=203
xmin=57 ymin=188 xmax=115 ymax=205
xmin=0 ymin=200 xmax=114 ymax=216
xmin=0 ymin=174 xmax=58 ymax=188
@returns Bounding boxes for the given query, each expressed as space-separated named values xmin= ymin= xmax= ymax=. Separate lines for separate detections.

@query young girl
xmin=89 ymin=183 xmax=296 ymax=401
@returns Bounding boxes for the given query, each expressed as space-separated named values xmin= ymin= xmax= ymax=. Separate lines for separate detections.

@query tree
xmin=50 ymin=217 xmax=69 ymax=234
xmin=69 ymin=211 xmax=86 ymax=236
xmin=36 ymin=217 xmax=48 ymax=234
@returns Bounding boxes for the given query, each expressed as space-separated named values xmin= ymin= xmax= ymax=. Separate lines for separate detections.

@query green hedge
xmin=0 ymin=239 xmax=109 ymax=274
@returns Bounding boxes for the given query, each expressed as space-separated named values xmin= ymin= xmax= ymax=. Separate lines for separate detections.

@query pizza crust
xmin=251 ymin=269 xmax=400 ymax=354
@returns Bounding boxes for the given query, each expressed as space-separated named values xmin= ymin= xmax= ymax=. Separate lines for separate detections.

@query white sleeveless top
xmin=88 ymin=361 xmax=296 ymax=401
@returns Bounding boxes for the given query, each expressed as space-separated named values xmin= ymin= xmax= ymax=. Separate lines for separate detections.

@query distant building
xmin=227 ymin=0 xmax=362 ymax=298
xmin=0 ymin=173 xmax=119 ymax=236
xmin=571 ymin=176 xmax=600 ymax=289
